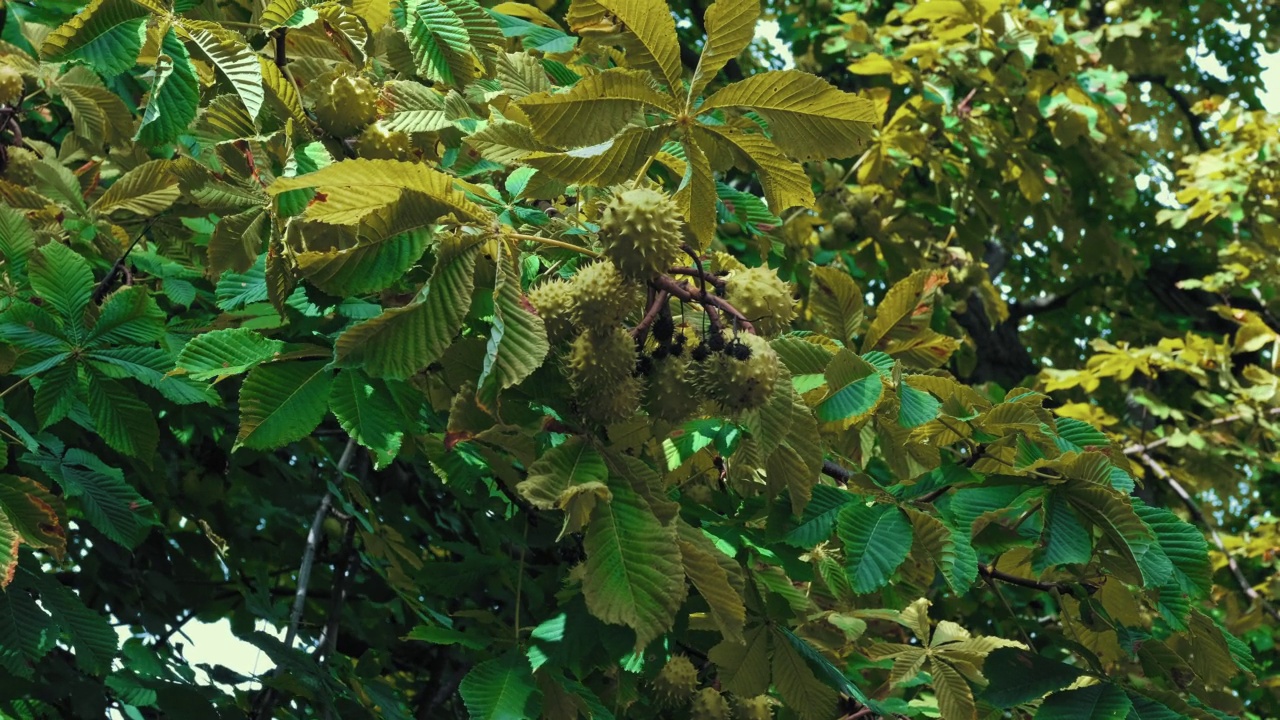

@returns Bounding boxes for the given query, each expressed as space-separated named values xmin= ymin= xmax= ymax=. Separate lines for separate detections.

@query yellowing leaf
xmin=688 ymin=0 xmax=760 ymax=101
xmin=518 ymin=68 xmax=677 ymax=147
xmin=678 ymin=520 xmax=746 ymax=643
xmin=674 ymin=136 xmax=719 ymax=249
xmin=524 ymin=125 xmax=668 ymax=185
xmin=698 ymin=125 xmax=815 ymax=212
xmin=267 ymin=158 xmax=489 ymax=225
xmin=91 ymin=160 xmax=179 ymax=217
xmin=567 ymin=0 xmax=683 ymax=91
xmin=701 ymin=71 xmax=878 ymax=161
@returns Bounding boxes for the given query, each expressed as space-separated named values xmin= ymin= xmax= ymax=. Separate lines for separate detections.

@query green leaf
xmin=296 ymin=228 xmax=430 ymax=296
xmin=519 ymin=68 xmax=677 ymax=148
xmin=1036 ymin=684 xmax=1133 ymax=720
xmin=177 ymin=23 xmax=265 ymax=118
xmin=982 ymin=648 xmax=1085 ymax=708
xmin=30 ymin=243 xmax=94 ymax=330
xmin=26 ymin=567 xmax=118 ymax=676
xmin=40 ymin=0 xmax=149 ymax=77
xmin=476 ymin=241 xmax=549 ymax=410
xmin=380 ymin=81 xmax=451 ymax=134
xmin=328 ymin=370 xmax=405 ymax=469
xmin=1058 ymin=479 xmax=1153 ymax=585
xmin=1034 ymin=491 xmax=1093 ymax=572
xmin=677 ymin=520 xmax=745 ymax=644
xmin=898 ymin=382 xmax=941 ymax=428
xmin=33 ymin=361 xmax=78 ymax=429
xmin=267 ymin=158 xmax=488 ymax=226
xmin=28 ymin=447 xmax=154 ymax=549
xmin=688 ymin=0 xmax=759 ymax=100
xmin=136 ymin=31 xmax=200 ymax=146
xmin=817 ymin=350 xmax=883 ymax=425
xmin=709 ymin=625 xmax=771 ymax=696
xmin=86 ymin=346 xmax=217 ymax=405
xmin=1134 ymin=503 xmax=1211 ymax=600
xmin=771 ymin=626 xmax=839 ymax=720
xmin=86 ymin=286 xmax=165 ymax=347
xmin=837 ymin=502 xmax=912 ymax=593
xmin=785 ymin=484 xmax=855 ymax=547
xmin=809 ymin=266 xmax=864 ymax=346
xmin=0 ymin=571 xmax=55 ymax=675
xmin=0 ymin=205 xmax=37 ymax=279
xmin=176 ymin=328 xmax=285 ymax=381
xmin=582 ymin=483 xmax=685 ymax=649
xmin=459 ymin=654 xmax=540 ymax=720
xmin=86 ymin=374 xmax=159 ymax=459
xmin=209 ymin=207 xmax=270 ymax=277
xmin=701 ymin=70 xmax=877 ymax=161
xmin=235 ymin=360 xmax=333 ymax=451
xmin=775 ymin=625 xmax=871 ymax=705
xmin=335 ymin=234 xmax=483 ymax=378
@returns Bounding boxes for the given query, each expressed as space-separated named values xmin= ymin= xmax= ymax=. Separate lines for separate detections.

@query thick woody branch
xmin=1123 ymin=407 xmax=1280 ymax=456
xmin=1134 ymin=452 xmax=1280 ymax=623
xmin=979 ymin=563 xmax=1095 ymax=594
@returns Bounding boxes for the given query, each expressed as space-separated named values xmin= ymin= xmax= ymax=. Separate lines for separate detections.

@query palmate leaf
xmin=0 ymin=572 xmax=55 ymax=675
xmin=476 ymin=241 xmax=549 ymax=410
xmin=26 ymin=446 xmax=155 ymax=548
xmin=697 ymin=125 xmax=815 ymax=213
xmin=177 ymin=328 xmax=285 ymax=380
xmin=328 ymin=370 xmax=405 ymax=469
xmin=380 ymin=81 xmax=452 ymax=134
xmin=1058 ymin=479 xmax=1153 ymax=586
xmin=688 ymin=0 xmax=759 ymax=101
xmin=524 ymin=125 xmax=669 ymax=186
xmin=837 ymin=501 xmax=912 ymax=593
xmin=582 ymin=483 xmax=685 ymax=650
xmin=235 ymin=360 xmax=333 ymax=451
xmin=136 ymin=32 xmax=200 ymax=146
xmin=862 ymin=269 xmax=949 ymax=352
xmin=40 ymin=0 xmax=150 ymax=77
xmin=677 ymin=520 xmax=745 ymax=643
xmin=0 ymin=476 xmax=66 ymax=560
xmin=458 ymin=654 xmax=539 ymax=720
xmin=567 ymin=0 xmax=682 ymax=91
xmin=701 ymin=71 xmax=877 ymax=162
xmin=86 ymin=286 xmax=165 ymax=347
xmin=33 ymin=361 xmax=77 ymax=430
xmin=0 ymin=205 xmax=36 ymax=280
xmin=1033 ymin=492 xmax=1092 ymax=573
xmin=30 ymin=243 xmax=93 ymax=331
xmin=785 ymin=484 xmax=855 ymax=547
xmin=518 ymin=69 xmax=677 ymax=148
xmin=209 ymin=207 xmax=270 ymax=276
xmin=177 ymin=22 xmax=265 ymax=119
xmin=931 ymin=657 xmax=977 ymax=720
xmin=267 ymin=158 xmax=488 ymax=226
xmin=86 ymin=373 xmax=159 ymax=459
xmin=26 ymin=566 xmax=118 ymax=676
xmin=817 ymin=350 xmax=884 ymax=426
xmin=335 ymin=234 xmax=483 ymax=378
xmin=86 ymin=346 xmax=218 ymax=406
xmin=981 ymin=647 xmax=1085 ymax=708
xmin=709 ymin=625 xmax=771 ymax=696
xmin=675 ymin=135 xmax=719 ymax=248
xmin=403 ymin=0 xmax=476 ymax=87
xmin=259 ymin=57 xmax=308 ymax=126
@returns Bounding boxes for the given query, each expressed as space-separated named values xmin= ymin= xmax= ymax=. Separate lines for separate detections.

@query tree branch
xmin=252 ymin=437 xmax=359 ymax=720
xmin=979 ymin=563 xmax=1095 ymax=594
xmin=1134 ymin=452 xmax=1280 ymax=623
xmin=1123 ymin=407 xmax=1280 ymax=456
xmin=651 ymin=274 xmax=756 ymax=335
xmin=631 ymin=289 xmax=670 ymax=340
xmin=92 ymin=218 xmax=157 ymax=304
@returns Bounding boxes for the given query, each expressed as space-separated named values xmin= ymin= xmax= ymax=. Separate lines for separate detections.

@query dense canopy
xmin=0 ymin=0 xmax=1277 ymax=718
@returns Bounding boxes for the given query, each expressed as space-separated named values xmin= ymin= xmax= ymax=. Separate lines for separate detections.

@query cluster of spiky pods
xmin=529 ymin=185 xmax=798 ymax=426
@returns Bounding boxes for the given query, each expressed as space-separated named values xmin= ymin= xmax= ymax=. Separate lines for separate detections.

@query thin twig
xmin=315 ymin=518 xmax=358 ymax=666
xmin=651 ymin=274 xmax=755 ymax=335
xmin=667 ymin=266 xmax=726 ymax=289
xmin=92 ymin=218 xmax=157 ymax=304
xmin=978 ymin=563 xmax=1095 ymax=594
xmin=1123 ymin=407 xmax=1280 ymax=456
xmin=1135 ymin=452 xmax=1280 ymax=623
xmin=252 ymin=438 xmax=359 ymax=720
xmin=507 ymin=232 xmax=600 ymax=257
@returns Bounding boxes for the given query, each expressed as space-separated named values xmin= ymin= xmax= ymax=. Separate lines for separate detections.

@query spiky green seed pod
xmin=735 ymin=695 xmax=774 ymax=720
xmin=690 ymin=334 xmax=779 ymax=412
xmin=652 ymin=655 xmax=698 ymax=706
xmin=690 ymin=687 xmax=732 ymax=720
xmin=354 ymin=124 xmax=412 ymax=160
xmin=0 ymin=66 xmax=24 ymax=106
xmin=565 ymin=261 xmax=643 ymax=330
xmin=599 ymin=186 xmax=684 ymax=280
xmin=644 ymin=356 xmax=695 ymax=424
xmin=310 ymin=73 xmax=378 ymax=138
xmin=530 ymin=279 xmax=575 ymax=342
xmin=2 ymin=147 xmax=38 ymax=185
xmin=566 ymin=327 xmax=636 ymax=391
xmin=580 ymin=374 xmax=642 ymax=425
xmin=723 ymin=267 xmax=796 ymax=337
